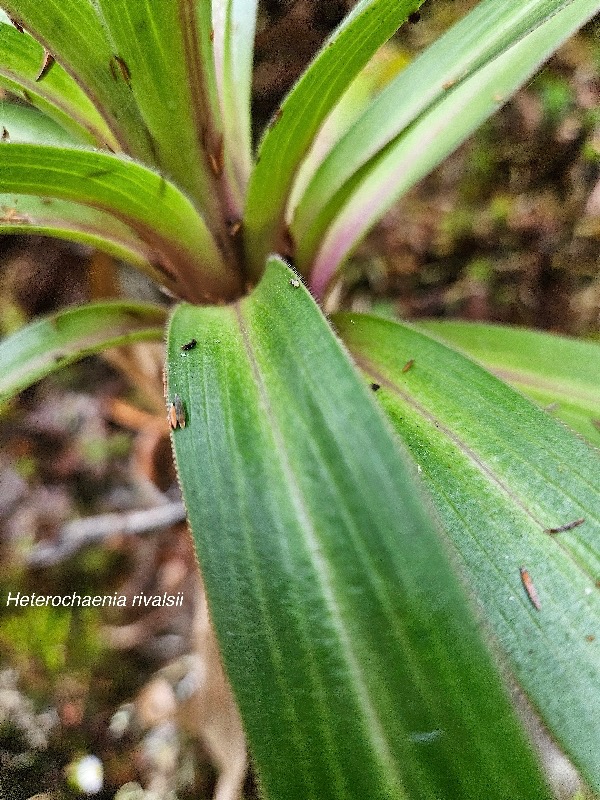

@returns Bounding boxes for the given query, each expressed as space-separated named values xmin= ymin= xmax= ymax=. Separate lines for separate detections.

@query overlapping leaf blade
xmin=212 ymin=0 xmax=257 ymax=203
xmin=288 ymin=45 xmax=410 ymax=218
xmin=0 ymin=193 xmax=164 ymax=280
xmin=0 ymin=0 xmax=154 ymax=160
xmin=0 ymin=301 xmax=166 ymax=404
xmin=167 ymin=257 xmax=550 ymax=800
xmin=0 ymin=99 xmax=81 ymax=145
xmin=243 ymin=0 xmax=425 ymax=277
xmin=296 ymin=0 xmax=600 ymax=295
xmin=0 ymin=143 xmax=241 ymax=301
xmin=335 ymin=312 xmax=600 ymax=788
xmin=419 ymin=321 xmax=600 ymax=447
xmin=292 ymin=0 xmax=581 ymax=252
xmin=0 ymin=106 xmax=164 ymax=278
xmin=91 ymin=0 xmax=225 ymax=223
xmin=0 ymin=19 xmax=116 ymax=148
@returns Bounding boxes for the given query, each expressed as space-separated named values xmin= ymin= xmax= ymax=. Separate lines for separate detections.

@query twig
xmin=27 ymin=502 xmax=186 ymax=567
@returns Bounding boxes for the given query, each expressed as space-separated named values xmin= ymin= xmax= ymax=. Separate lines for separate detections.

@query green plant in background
xmin=0 ymin=1 xmax=599 ymax=797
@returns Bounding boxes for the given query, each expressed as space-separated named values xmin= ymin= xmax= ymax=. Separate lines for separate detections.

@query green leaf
xmin=90 ymin=0 xmax=225 ymax=223
xmin=296 ymin=0 xmax=600 ymax=295
xmin=0 ymin=0 xmax=155 ymax=161
xmin=243 ymin=0 xmax=425 ymax=279
xmin=167 ymin=257 xmax=550 ymax=800
xmin=288 ymin=45 xmax=411 ymax=218
xmin=195 ymin=0 xmax=225 ymax=199
xmin=418 ymin=320 xmax=600 ymax=447
xmin=292 ymin=0 xmax=584 ymax=259
xmin=335 ymin=312 xmax=600 ymax=789
xmin=0 ymin=193 xmax=170 ymax=285
xmin=0 ymin=99 xmax=80 ymax=145
xmin=0 ymin=21 xmax=116 ymax=148
xmin=0 ymin=143 xmax=242 ymax=302
xmin=0 ymin=301 xmax=166 ymax=404
xmin=0 ymin=108 xmax=159 ymax=271
xmin=212 ymin=0 xmax=258 ymax=201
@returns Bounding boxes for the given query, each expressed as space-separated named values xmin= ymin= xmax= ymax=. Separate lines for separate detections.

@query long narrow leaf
xmin=300 ymin=0 xmax=600 ymax=296
xmin=0 ymin=100 xmax=80 ymax=146
xmin=336 ymin=312 xmax=600 ymax=789
xmin=292 ymin=0 xmax=582 ymax=251
xmin=212 ymin=0 xmax=258 ymax=200
xmin=0 ymin=193 xmax=169 ymax=284
xmin=0 ymin=106 xmax=168 ymax=278
xmin=419 ymin=320 xmax=600 ymax=447
xmin=187 ymin=0 xmax=225 ymax=217
xmin=242 ymin=0 xmax=425 ymax=278
xmin=90 ymin=0 xmax=225 ymax=223
xmin=0 ymin=143 xmax=242 ymax=302
xmin=288 ymin=45 xmax=410 ymax=220
xmin=195 ymin=0 xmax=222 ymax=176
xmin=0 ymin=0 xmax=155 ymax=161
xmin=167 ymin=257 xmax=550 ymax=800
xmin=0 ymin=301 xmax=166 ymax=404
xmin=0 ymin=21 xmax=116 ymax=148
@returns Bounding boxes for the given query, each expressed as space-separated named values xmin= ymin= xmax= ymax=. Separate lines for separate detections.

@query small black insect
xmin=181 ymin=339 xmax=197 ymax=352
xmin=370 ymin=383 xmax=381 ymax=392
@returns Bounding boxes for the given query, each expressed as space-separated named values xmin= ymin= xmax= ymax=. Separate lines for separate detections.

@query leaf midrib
xmin=233 ymin=299 xmax=406 ymax=796
xmin=492 ymin=366 xmax=600 ymax=408
xmin=352 ymin=352 xmax=600 ymax=588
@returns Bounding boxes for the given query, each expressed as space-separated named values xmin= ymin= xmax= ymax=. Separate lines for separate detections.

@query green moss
xmin=533 ymin=73 xmax=574 ymax=124
xmin=465 ymin=258 xmax=493 ymax=284
xmin=488 ymin=194 xmax=512 ymax=226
